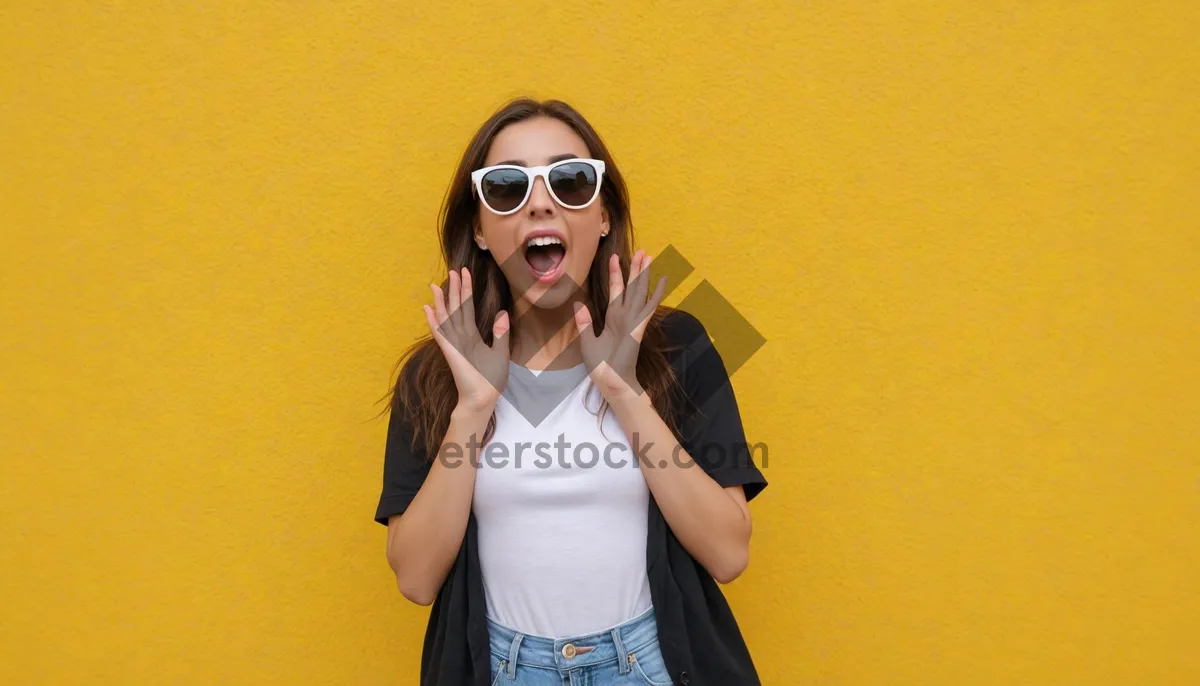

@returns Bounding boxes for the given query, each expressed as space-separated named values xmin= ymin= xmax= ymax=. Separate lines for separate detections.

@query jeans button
xmin=561 ymin=642 xmax=577 ymax=659
xmin=678 ymin=670 xmax=690 ymax=684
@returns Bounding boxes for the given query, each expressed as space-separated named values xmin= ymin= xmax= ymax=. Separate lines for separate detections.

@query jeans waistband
xmin=487 ymin=605 xmax=659 ymax=674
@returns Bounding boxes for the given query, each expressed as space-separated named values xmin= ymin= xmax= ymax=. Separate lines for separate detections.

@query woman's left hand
xmin=573 ymin=250 xmax=667 ymax=402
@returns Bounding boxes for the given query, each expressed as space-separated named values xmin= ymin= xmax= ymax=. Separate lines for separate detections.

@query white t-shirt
xmin=471 ymin=361 xmax=654 ymax=639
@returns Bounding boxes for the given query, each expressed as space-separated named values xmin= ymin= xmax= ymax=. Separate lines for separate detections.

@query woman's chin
xmin=521 ymin=275 xmax=585 ymax=312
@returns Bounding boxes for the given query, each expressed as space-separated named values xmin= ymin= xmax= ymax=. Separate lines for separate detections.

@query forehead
xmin=484 ymin=116 xmax=591 ymax=167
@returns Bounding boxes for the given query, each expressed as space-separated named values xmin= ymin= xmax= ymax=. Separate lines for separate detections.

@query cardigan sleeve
xmin=672 ymin=310 xmax=768 ymax=502
xmin=374 ymin=361 xmax=434 ymax=525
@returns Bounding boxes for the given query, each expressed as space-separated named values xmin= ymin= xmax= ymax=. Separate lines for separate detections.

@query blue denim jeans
xmin=487 ymin=606 xmax=674 ymax=685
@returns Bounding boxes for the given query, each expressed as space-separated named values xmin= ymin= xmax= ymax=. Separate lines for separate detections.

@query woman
xmin=375 ymin=98 xmax=768 ymax=686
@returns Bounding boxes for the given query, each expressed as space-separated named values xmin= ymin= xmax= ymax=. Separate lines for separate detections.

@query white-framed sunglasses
xmin=471 ymin=158 xmax=606 ymax=215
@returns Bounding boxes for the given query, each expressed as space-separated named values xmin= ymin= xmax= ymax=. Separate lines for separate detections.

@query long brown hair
xmin=376 ymin=97 xmax=685 ymax=458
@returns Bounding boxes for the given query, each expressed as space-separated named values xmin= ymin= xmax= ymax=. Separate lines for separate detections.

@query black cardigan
xmin=375 ymin=308 xmax=769 ymax=685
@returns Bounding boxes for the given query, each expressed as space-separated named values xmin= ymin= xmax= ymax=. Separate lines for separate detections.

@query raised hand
xmin=424 ymin=267 xmax=511 ymax=413
xmin=572 ymin=250 xmax=667 ymax=402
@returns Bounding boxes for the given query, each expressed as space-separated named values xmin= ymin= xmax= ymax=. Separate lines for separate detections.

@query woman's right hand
xmin=424 ymin=267 xmax=511 ymax=413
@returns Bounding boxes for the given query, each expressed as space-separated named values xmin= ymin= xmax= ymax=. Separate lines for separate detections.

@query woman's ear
xmin=474 ymin=223 xmax=488 ymax=251
xmin=600 ymin=208 xmax=610 ymax=237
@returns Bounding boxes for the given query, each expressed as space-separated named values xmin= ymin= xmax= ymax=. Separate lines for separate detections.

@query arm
xmin=572 ymin=251 xmax=764 ymax=584
xmin=384 ymin=402 xmax=491 ymax=605
xmin=382 ymin=266 xmax=510 ymax=605
xmin=609 ymin=391 xmax=753 ymax=584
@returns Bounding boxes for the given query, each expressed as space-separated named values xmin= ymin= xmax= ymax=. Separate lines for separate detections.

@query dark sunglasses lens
xmin=548 ymin=162 xmax=598 ymax=207
xmin=481 ymin=169 xmax=530 ymax=212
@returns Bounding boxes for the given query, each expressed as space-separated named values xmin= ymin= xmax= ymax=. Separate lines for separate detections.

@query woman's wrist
xmin=596 ymin=369 xmax=646 ymax=403
xmin=604 ymin=382 xmax=653 ymax=414
xmin=452 ymin=398 xmax=495 ymax=424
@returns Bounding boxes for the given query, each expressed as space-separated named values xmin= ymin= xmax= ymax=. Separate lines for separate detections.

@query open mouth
xmin=523 ymin=234 xmax=567 ymax=282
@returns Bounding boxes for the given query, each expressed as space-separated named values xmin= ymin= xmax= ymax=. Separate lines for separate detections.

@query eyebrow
xmin=492 ymin=153 xmax=579 ymax=167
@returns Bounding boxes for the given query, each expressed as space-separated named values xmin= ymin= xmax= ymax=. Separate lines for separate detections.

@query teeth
xmin=526 ymin=235 xmax=564 ymax=248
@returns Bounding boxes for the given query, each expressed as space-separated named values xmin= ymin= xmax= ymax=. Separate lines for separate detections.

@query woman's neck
xmin=510 ymin=298 xmax=584 ymax=371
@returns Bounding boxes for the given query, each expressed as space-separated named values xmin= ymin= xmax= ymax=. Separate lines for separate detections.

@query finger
xmin=423 ymin=304 xmax=448 ymax=344
xmin=460 ymin=267 xmax=476 ymax=334
xmin=573 ymin=301 xmax=595 ymax=341
xmin=607 ymin=253 xmax=624 ymax=306
xmin=633 ymin=275 xmax=668 ymax=342
xmin=629 ymin=249 xmax=645 ymax=280
xmin=630 ymin=252 xmax=651 ymax=309
xmin=430 ymin=283 xmax=448 ymax=324
xmin=447 ymin=269 xmax=461 ymax=320
xmin=491 ymin=310 xmax=511 ymax=351
xmin=646 ymin=274 xmax=667 ymax=312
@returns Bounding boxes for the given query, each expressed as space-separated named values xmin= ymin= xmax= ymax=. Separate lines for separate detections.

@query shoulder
xmin=655 ymin=307 xmax=726 ymax=388
xmin=653 ymin=306 xmax=743 ymax=430
xmin=656 ymin=307 xmax=768 ymax=499
xmin=655 ymin=307 xmax=712 ymax=375
xmin=658 ymin=306 xmax=709 ymax=351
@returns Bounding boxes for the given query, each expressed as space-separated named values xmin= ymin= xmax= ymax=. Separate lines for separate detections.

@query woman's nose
xmin=525 ymin=177 xmax=556 ymax=216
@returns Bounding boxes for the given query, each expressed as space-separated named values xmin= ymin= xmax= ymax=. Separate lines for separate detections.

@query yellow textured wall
xmin=2 ymin=2 xmax=1197 ymax=684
